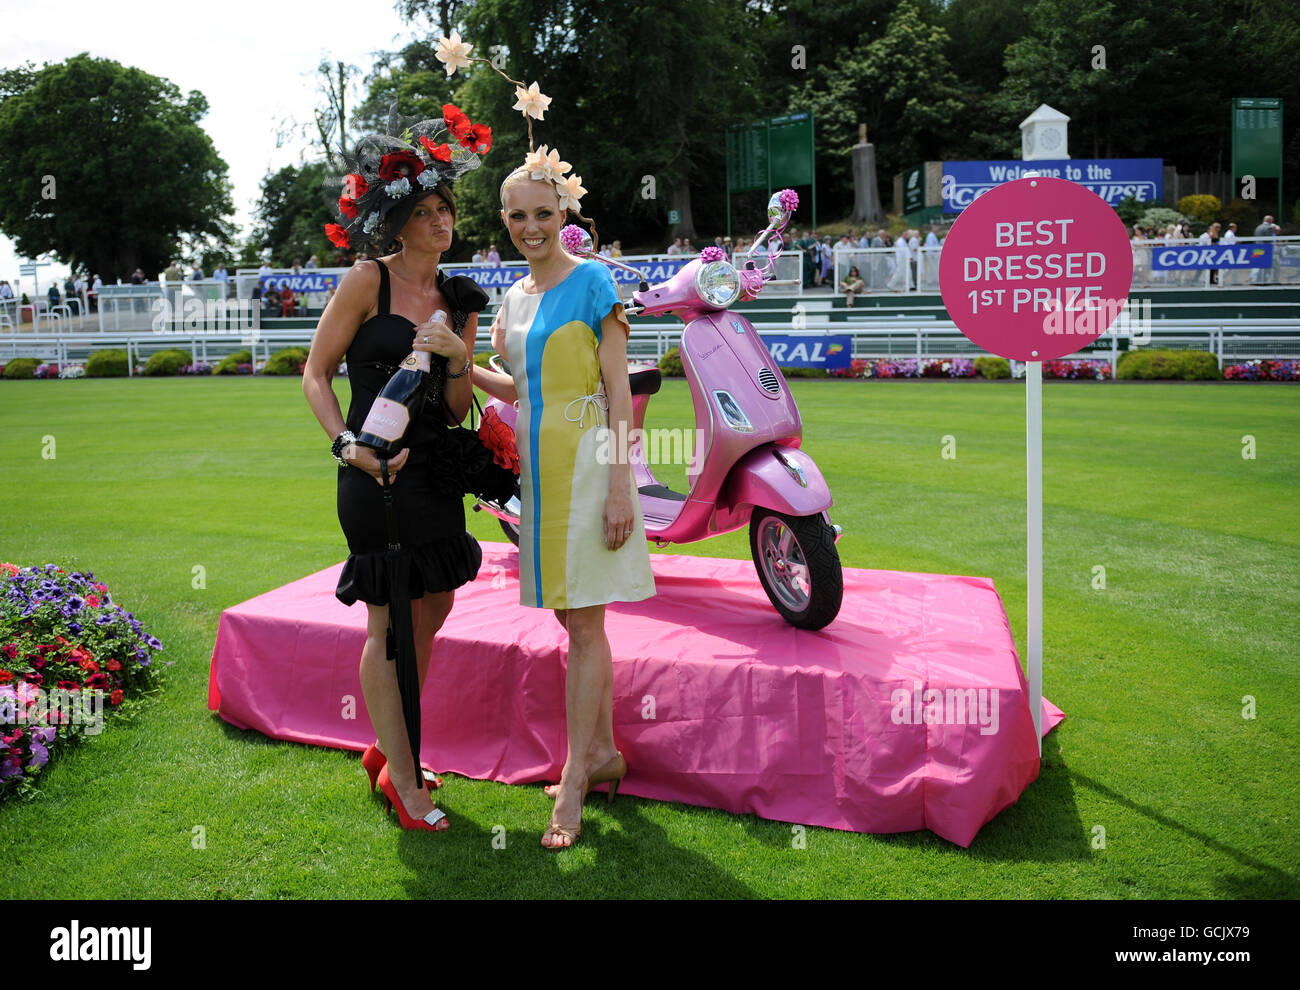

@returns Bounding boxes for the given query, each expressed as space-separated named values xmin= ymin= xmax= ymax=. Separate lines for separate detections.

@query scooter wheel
xmin=749 ymin=509 xmax=843 ymax=630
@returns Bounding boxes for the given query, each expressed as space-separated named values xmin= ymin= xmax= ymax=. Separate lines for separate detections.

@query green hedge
xmin=656 ymin=347 xmax=831 ymax=378
xmin=214 ymin=349 xmax=254 ymax=375
xmin=262 ymin=346 xmax=309 ymax=376
xmin=658 ymin=347 xmax=684 ymax=377
xmin=86 ymin=349 xmax=130 ymax=378
xmin=1117 ymin=349 xmax=1221 ymax=381
xmin=779 ymin=365 xmax=830 ymax=378
xmin=144 ymin=349 xmax=193 ymax=377
xmin=975 ymin=356 xmax=1011 ymax=379
xmin=1 ymin=358 xmax=38 ymax=380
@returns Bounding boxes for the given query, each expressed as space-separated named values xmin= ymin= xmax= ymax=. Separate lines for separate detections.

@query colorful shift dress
xmin=495 ymin=259 xmax=656 ymax=609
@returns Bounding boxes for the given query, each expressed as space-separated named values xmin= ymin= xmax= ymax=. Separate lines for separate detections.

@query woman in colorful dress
xmin=471 ymin=155 xmax=656 ymax=849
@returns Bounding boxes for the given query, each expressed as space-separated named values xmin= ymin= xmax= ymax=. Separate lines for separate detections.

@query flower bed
xmin=0 ymin=563 xmax=166 ymax=798
xmin=1223 ymin=359 xmax=1300 ymax=381
xmin=1015 ymin=358 xmax=1114 ymax=380
xmin=829 ymin=358 xmax=976 ymax=379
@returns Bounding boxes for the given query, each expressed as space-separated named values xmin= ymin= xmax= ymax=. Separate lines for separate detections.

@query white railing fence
xmin=832 ymin=236 xmax=1300 ymax=296
xmin=4 ymin=321 xmax=1297 ymax=380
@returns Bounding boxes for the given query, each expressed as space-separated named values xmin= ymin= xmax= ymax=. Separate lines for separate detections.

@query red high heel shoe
xmin=362 ymin=743 xmax=442 ymax=792
xmin=377 ymin=765 xmax=449 ymax=832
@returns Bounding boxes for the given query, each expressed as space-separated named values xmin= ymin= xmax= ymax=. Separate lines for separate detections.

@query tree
xmin=379 ymin=0 xmax=767 ymax=249
xmin=790 ymin=0 xmax=964 ymax=212
xmin=251 ymin=162 xmax=335 ymax=266
xmin=0 ymin=54 xmax=233 ymax=280
xmin=314 ymin=60 xmax=360 ymax=169
xmin=942 ymin=0 xmax=1034 ymax=161
xmin=997 ymin=0 xmax=1224 ymax=165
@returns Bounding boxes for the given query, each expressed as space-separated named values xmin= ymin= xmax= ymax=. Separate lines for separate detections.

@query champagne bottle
xmin=356 ymin=310 xmax=447 ymax=459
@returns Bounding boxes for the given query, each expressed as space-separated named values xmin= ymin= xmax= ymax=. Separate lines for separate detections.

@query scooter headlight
xmin=713 ymin=390 xmax=753 ymax=433
xmin=695 ymin=261 xmax=740 ymax=309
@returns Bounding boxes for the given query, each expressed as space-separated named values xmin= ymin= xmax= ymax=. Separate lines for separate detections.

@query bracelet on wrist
xmin=446 ymin=355 xmax=472 ymax=379
xmin=332 ymin=430 xmax=357 ymax=465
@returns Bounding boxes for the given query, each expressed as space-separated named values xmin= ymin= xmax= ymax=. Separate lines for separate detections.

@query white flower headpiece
xmin=435 ymin=32 xmax=593 ymax=229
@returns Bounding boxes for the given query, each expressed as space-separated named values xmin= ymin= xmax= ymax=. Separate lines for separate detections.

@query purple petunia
xmin=27 ymin=741 xmax=48 ymax=769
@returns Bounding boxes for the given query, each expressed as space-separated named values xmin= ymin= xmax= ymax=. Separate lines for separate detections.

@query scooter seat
xmin=629 ymin=368 xmax=662 ymax=396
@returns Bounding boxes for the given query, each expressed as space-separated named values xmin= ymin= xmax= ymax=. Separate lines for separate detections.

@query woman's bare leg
xmin=544 ymin=612 xmax=616 ymax=796
xmin=360 ymin=591 xmax=453 ymax=817
xmin=545 ymin=603 xmax=609 ymax=846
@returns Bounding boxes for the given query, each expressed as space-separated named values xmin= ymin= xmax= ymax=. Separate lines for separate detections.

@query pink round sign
xmin=938 ymin=176 xmax=1133 ymax=361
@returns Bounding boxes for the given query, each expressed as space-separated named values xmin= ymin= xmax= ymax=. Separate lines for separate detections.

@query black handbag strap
xmin=379 ymin=457 xmax=400 ymax=550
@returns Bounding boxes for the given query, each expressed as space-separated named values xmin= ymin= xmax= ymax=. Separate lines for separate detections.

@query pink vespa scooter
xmin=474 ymin=190 xmax=843 ymax=629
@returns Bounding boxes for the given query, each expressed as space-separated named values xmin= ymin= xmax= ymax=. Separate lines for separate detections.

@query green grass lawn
xmin=0 ymin=376 xmax=1296 ymax=898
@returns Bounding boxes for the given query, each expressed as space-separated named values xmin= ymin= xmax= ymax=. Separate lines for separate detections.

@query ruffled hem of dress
xmin=335 ymin=530 xmax=483 ymax=606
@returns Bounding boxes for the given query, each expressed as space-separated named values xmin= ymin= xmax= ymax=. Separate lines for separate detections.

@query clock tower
xmin=1020 ymin=104 xmax=1070 ymax=161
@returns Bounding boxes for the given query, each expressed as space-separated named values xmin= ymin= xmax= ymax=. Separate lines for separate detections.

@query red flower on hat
xmin=344 ymin=173 xmax=369 ymax=199
xmin=461 ymin=123 xmax=492 ymax=155
xmin=378 ymin=150 xmax=425 ymax=183
xmin=325 ymin=224 xmax=351 ymax=249
xmin=419 ymin=136 xmax=453 ymax=162
xmin=339 ymin=196 xmax=358 ymax=219
xmin=442 ymin=104 xmax=472 ymax=138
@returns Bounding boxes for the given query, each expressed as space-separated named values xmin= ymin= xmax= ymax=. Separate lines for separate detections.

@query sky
xmin=0 ymin=0 xmax=426 ymax=296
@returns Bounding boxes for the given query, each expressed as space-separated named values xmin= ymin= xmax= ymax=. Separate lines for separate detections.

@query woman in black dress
xmin=303 ymin=110 xmax=490 ymax=832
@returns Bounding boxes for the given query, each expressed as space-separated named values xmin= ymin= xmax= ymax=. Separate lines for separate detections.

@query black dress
xmin=334 ymin=259 xmax=489 ymax=607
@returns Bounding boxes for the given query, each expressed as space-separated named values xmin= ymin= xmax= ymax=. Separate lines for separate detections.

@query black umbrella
xmin=379 ymin=458 xmax=424 ymax=790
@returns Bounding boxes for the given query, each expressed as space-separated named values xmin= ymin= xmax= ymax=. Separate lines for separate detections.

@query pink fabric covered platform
xmin=209 ymin=542 xmax=1062 ymax=847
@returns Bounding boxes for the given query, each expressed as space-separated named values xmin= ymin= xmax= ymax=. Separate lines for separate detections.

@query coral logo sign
xmin=259 ymin=273 xmax=339 ymax=293
xmin=1151 ymin=244 xmax=1274 ymax=270
xmin=760 ymin=334 xmax=851 ymax=369
xmin=938 ymin=176 xmax=1133 ymax=361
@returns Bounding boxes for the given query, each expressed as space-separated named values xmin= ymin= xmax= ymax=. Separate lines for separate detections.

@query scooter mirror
xmin=573 ymin=227 xmax=594 ymax=254
xmin=766 ymin=191 xmax=791 ymax=228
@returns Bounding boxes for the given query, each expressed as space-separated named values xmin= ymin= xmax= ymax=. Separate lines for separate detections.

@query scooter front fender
xmin=715 ymin=445 xmax=833 ymax=527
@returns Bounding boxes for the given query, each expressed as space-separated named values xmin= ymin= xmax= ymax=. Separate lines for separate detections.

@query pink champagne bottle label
xmin=360 ymin=397 xmax=410 ymax=443
xmin=401 ymin=350 xmax=431 ymax=373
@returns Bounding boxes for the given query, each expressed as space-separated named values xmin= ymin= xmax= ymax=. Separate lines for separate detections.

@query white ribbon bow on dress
xmin=563 ymin=389 xmax=609 ymax=429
